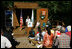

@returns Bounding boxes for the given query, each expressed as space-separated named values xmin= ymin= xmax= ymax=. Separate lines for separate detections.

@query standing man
xmin=1 ymin=29 xmax=12 ymax=48
xmin=26 ymin=16 xmax=31 ymax=35
xmin=26 ymin=16 xmax=31 ymax=27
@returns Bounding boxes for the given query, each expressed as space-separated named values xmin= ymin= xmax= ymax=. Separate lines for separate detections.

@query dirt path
xmin=13 ymin=27 xmax=37 ymax=48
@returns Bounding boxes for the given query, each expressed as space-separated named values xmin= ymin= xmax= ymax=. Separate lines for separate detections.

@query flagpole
xmin=21 ymin=9 xmax=22 ymax=16
xmin=20 ymin=9 xmax=23 ymax=31
xmin=31 ymin=9 xmax=34 ymax=27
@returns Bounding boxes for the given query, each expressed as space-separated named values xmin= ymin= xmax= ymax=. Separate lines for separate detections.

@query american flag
xmin=20 ymin=9 xmax=23 ymax=28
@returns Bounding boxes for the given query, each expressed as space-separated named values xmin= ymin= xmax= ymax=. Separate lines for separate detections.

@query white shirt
xmin=26 ymin=19 xmax=31 ymax=27
xmin=41 ymin=31 xmax=46 ymax=37
xmin=26 ymin=19 xmax=31 ymax=23
xmin=1 ymin=35 xmax=12 ymax=48
xmin=28 ymin=22 xmax=33 ymax=27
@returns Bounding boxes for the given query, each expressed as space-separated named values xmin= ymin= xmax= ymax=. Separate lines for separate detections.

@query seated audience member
xmin=28 ymin=27 xmax=35 ymax=38
xmin=39 ymin=27 xmax=43 ymax=41
xmin=65 ymin=25 xmax=71 ymax=48
xmin=55 ymin=29 xmax=61 ymax=37
xmin=65 ymin=27 xmax=68 ymax=33
xmin=55 ymin=27 xmax=70 ymax=48
xmin=28 ymin=27 xmax=35 ymax=43
xmin=3 ymin=27 xmax=20 ymax=48
xmin=35 ymin=27 xmax=42 ymax=41
xmin=56 ymin=25 xmax=62 ymax=30
xmin=43 ymin=27 xmax=54 ymax=48
xmin=35 ymin=31 xmax=40 ymax=41
xmin=42 ymin=22 xmax=46 ymax=27
xmin=1 ymin=29 xmax=12 ymax=48
xmin=52 ymin=29 xmax=60 ymax=48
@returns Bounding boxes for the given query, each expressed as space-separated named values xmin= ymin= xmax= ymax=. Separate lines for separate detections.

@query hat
xmin=67 ymin=25 xmax=71 ymax=31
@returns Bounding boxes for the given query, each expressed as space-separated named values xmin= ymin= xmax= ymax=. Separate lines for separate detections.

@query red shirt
xmin=43 ymin=32 xmax=54 ymax=47
xmin=66 ymin=31 xmax=71 ymax=39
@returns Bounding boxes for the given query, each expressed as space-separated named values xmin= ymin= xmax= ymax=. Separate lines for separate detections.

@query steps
xmin=13 ymin=27 xmax=28 ymax=37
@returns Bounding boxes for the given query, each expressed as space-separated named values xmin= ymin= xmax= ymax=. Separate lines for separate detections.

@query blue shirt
xmin=65 ymin=27 xmax=68 ymax=33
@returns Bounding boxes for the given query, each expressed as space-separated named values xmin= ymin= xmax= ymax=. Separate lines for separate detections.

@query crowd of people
xmin=28 ymin=19 xmax=71 ymax=48
xmin=1 ymin=18 xmax=71 ymax=48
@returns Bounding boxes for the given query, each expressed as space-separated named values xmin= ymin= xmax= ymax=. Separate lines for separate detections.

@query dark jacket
xmin=29 ymin=30 xmax=35 ymax=37
xmin=3 ymin=31 xmax=18 ymax=48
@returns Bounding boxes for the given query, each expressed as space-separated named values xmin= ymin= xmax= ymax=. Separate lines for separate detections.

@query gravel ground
xmin=14 ymin=36 xmax=36 ymax=48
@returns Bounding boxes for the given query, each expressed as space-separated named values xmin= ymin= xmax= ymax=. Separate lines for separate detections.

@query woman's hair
xmin=1 ymin=28 xmax=3 ymax=33
xmin=2 ymin=26 xmax=7 ymax=33
xmin=10 ymin=26 xmax=14 ymax=30
xmin=60 ymin=27 xmax=65 ymax=33
xmin=46 ymin=27 xmax=51 ymax=35
xmin=1 ymin=28 xmax=4 ymax=35
xmin=38 ymin=27 xmax=41 ymax=33
xmin=8 ymin=26 xmax=14 ymax=33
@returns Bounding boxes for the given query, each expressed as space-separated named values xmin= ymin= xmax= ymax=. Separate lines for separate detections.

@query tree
xmin=1 ymin=1 xmax=71 ymax=27
xmin=37 ymin=1 xmax=71 ymax=25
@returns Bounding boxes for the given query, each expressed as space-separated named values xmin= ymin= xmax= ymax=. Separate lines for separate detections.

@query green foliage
xmin=1 ymin=1 xmax=13 ymax=8
xmin=37 ymin=1 xmax=71 ymax=25
xmin=1 ymin=1 xmax=71 ymax=25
